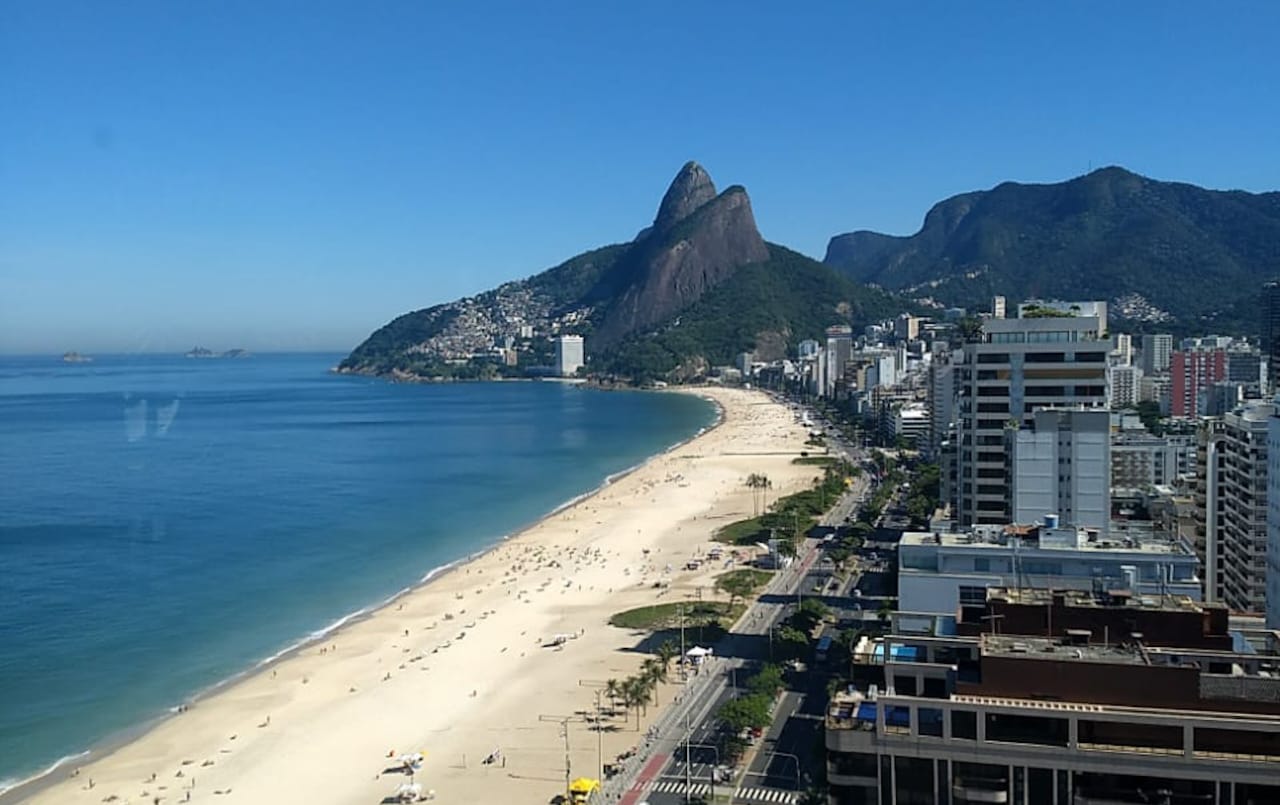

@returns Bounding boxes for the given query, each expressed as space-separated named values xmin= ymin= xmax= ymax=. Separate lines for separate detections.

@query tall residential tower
xmin=953 ymin=312 xmax=1109 ymax=526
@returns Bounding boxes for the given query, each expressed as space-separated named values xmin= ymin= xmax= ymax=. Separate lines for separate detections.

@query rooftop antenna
xmin=1046 ymin=588 xmax=1054 ymax=639
xmin=980 ymin=613 xmax=1004 ymax=637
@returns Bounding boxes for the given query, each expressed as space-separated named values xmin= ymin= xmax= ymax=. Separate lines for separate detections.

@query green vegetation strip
xmin=715 ymin=461 xmax=856 ymax=546
xmin=791 ymin=456 xmax=836 ymax=466
xmin=714 ymin=568 xmax=772 ymax=594
xmin=608 ymin=601 xmax=744 ymax=631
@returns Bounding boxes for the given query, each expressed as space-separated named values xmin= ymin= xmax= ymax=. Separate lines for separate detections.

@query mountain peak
xmin=823 ymin=166 xmax=1280 ymax=333
xmin=654 ymin=161 xmax=717 ymax=232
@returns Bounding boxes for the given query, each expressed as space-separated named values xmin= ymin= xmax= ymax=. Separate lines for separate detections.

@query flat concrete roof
xmin=901 ymin=529 xmax=1192 ymax=556
xmin=981 ymin=634 xmax=1144 ymax=665
xmin=986 ymin=587 xmax=1213 ymax=614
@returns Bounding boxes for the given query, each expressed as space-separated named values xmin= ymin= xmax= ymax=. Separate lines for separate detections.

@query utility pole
xmin=684 ymin=707 xmax=692 ymax=803
xmin=539 ymin=713 xmax=589 ymax=799
xmin=679 ymin=601 xmax=686 ymax=681
xmin=578 ymin=680 xmax=609 ymax=784
xmin=694 ymin=587 xmax=704 ymax=644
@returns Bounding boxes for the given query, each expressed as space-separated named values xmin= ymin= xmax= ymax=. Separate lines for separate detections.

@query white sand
xmin=17 ymin=387 xmax=819 ymax=805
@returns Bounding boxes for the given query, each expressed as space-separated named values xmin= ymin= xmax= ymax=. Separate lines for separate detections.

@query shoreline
xmin=10 ymin=386 xmax=803 ymax=798
xmin=0 ymin=389 xmax=727 ymax=804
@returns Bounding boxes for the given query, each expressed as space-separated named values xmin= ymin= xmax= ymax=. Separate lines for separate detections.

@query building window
xmin=951 ymin=710 xmax=978 ymax=739
xmin=959 ymin=585 xmax=988 ymax=605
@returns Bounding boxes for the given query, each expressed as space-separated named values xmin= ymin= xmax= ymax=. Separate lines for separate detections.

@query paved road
xmin=616 ymin=536 xmax=835 ymax=805
xmin=633 ymin=507 xmax=870 ymax=805
xmin=610 ymin=400 xmax=873 ymax=805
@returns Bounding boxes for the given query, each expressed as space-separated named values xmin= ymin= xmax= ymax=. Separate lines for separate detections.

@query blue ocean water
xmin=0 ymin=353 xmax=715 ymax=790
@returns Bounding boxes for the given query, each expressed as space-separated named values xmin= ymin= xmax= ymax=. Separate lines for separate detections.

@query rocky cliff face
xmin=593 ymin=163 xmax=769 ymax=344
xmin=653 ymin=161 xmax=718 ymax=233
xmin=340 ymin=160 xmax=794 ymax=379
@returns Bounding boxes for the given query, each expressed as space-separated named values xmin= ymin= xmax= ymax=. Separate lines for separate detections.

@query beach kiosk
xmin=568 ymin=777 xmax=600 ymax=803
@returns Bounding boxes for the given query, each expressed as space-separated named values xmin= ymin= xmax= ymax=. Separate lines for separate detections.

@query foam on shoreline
xmin=0 ymin=753 xmax=89 ymax=798
xmin=0 ymin=389 xmax=725 ymax=804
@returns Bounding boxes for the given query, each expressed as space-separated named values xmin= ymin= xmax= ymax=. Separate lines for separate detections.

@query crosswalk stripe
xmin=651 ymin=780 xmax=711 ymax=795
xmin=735 ymin=786 xmax=797 ymax=803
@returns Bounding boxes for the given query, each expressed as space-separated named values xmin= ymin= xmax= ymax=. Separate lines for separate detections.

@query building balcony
xmin=952 ymin=780 xmax=1010 ymax=804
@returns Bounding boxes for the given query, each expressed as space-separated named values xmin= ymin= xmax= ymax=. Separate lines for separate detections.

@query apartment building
xmin=1107 ymin=363 xmax=1142 ymax=408
xmin=1141 ymin=333 xmax=1173 ymax=375
xmin=1268 ymin=409 xmax=1280 ymax=631
xmin=1170 ymin=347 xmax=1227 ymax=418
xmin=826 ymin=589 xmax=1280 ymax=805
xmin=897 ymin=522 xmax=1200 ymax=615
xmin=953 ymin=314 xmax=1108 ymax=526
xmin=1007 ymin=408 xmax=1110 ymax=532
xmin=1198 ymin=403 xmax=1273 ymax=611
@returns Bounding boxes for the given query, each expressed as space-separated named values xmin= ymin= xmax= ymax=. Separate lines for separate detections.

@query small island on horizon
xmin=186 ymin=347 xmax=251 ymax=359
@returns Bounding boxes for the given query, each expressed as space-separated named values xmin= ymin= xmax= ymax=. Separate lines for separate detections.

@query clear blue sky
xmin=3 ymin=2 xmax=1279 ymax=354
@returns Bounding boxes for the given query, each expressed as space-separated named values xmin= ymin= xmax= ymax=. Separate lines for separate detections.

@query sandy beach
xmin=12 ymin=387 xmax=819 ymax=805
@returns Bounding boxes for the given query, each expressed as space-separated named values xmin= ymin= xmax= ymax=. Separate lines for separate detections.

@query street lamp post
xmin=680 ymin=741 xmax=721 ymax=801
xmin=679 ymin=601 xmax=686 ymax=681
xmin=750 ymin=750 xmax=803 ymax=790
xmin=539 ymin=713 xmax=589 ymax=799
xmin=683 ymin=707 xmax=691 ymax=803
xmin=578 ymin=680 xmax=608 ymax=784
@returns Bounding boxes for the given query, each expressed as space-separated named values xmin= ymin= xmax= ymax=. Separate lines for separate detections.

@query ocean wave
xmin=0 ymin=750 xmax=90 ymax=796
xmin=253 ymin=607 xmax=372 ymax=670
xmin=253 ymin=557 xmax=465 ymax=670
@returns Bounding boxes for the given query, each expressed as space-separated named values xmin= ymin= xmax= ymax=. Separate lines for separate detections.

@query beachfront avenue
xmin=608 ymin=458 xmax=871 ymax=805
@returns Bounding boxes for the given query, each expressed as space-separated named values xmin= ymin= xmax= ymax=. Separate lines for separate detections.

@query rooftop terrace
xmin=901 ymin=522 xmax=1193 ymax=556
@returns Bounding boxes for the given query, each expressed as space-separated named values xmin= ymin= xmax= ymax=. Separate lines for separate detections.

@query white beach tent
xmin=685 ymin=646 xmax=713 ymax=663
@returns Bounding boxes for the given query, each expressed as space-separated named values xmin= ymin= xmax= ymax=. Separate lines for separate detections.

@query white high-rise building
xmin=1269 ymin=411 xmax=1280 ymax=629
xmin=1141 ymin=333 xmax=1173 ymax=374
xmin=1201 ymin=402 xmax=1272 ymax=610
xmin=553 ymin=335 xmax=584 ymax=377
xmin=1112 ymin=333 xmax=1133 ymax=365
xmin=1009 ymin=407 xmax=1111 ymax=533
xmin=1108 ymin=364 xmax=1142 ymax=408
xmin=953 ymin=313 xmax=1109 ymax=526
xmin=928 ymin=347 xmax=958 ymax=458
xmin=824 ymin=325 xmax=853 ymax=397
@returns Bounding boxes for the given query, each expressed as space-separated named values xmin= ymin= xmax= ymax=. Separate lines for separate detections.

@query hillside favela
xmin=3 ymin=6 xmax=1280 ymax=805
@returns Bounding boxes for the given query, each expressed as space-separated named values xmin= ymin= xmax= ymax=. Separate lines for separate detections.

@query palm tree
xmin=605 ymin=678 xmax=621 ymax=715
xmin=641 ymin=657 xmax=667 ymax=705
xmin=745 ymin=473 xmax=765 ymax=516
xmin=656 ymin=640 xmax=678 ymax=675
xmin=626 ymin=676 xmax=651 ymax=725
xmin=621 ymin=678 xmax=641 ymax=729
